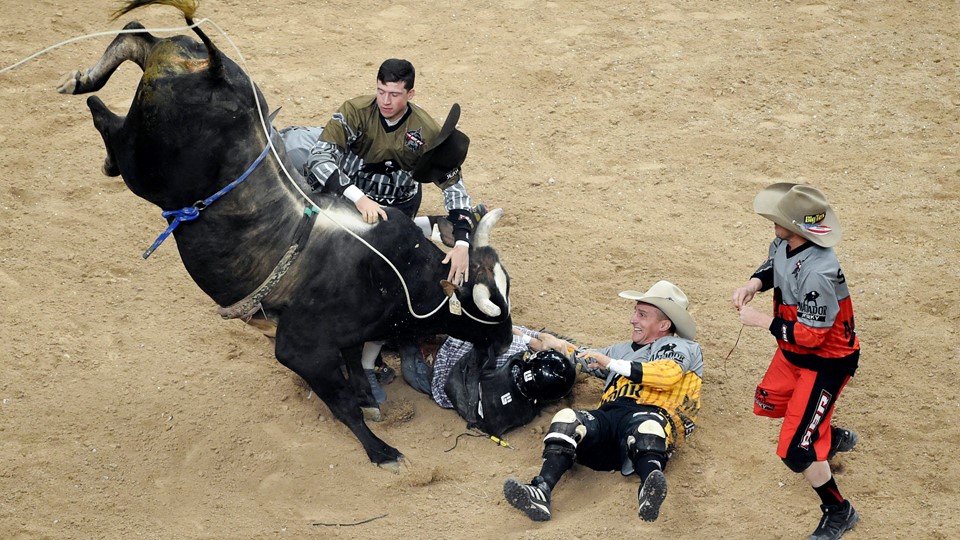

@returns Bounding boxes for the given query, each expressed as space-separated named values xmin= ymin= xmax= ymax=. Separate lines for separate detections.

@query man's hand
xmin=443 ymin=243 xmax=469 ymax=284
xmin=738 ymin=304 xmax=773 ymax=329
xmin=355 ymin=195 xmax=388 ymax=224
xmin=538 ymin=334 xmax=575 ymax=355
xmin=578 ymin=350 xmax=612 ymax=370
xmin=731 ymin=277 xmax=762 ymax=309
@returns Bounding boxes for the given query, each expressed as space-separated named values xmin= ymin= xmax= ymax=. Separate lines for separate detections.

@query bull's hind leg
xmin=56 ymin=21 xmax=159 ymax=95
xmin=275 ymin=335 xmax=404 ymax=470
xmin=341 ymin=345 xmax=383 ymax=422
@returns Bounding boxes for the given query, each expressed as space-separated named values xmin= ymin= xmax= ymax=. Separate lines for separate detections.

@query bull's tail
xmin=110 ymin=0 xmax=224 ymax=75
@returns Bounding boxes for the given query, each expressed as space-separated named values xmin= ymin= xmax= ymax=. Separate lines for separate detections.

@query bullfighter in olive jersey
xmin=281 ymin=59 xmax=482 ymax=407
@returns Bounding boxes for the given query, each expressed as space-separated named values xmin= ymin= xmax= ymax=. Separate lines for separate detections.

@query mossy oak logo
xmin=798 ymin=289 xmax=827 ymax=323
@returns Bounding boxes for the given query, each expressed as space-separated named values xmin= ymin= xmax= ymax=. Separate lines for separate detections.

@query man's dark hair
xmin=377 ymin=58 xmax=416 ymax=90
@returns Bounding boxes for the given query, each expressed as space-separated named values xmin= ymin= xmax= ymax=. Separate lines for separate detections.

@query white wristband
xmin=343 ymin=184 xmax=364 ymax=203
xmin=521 ymin=334 xmax=532 ymax=345
xmin=607 ymin=359 xmax=632 ymax=377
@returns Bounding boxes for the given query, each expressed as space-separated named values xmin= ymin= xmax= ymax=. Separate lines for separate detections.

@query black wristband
xmin=448 ymin=209 xmax=473 ymax=244
xmin=630 ymin=362 xmax=644 ymax=383
xmin=769 ymin=316 xmax=794 ymax=343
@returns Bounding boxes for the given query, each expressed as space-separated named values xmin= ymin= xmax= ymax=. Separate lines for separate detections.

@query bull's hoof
xmin=376 ymin=457 xmax=405 ymax=474
xmin=56 ymin=70 xmax=82 ymax=95
xmin=361 ymin=406 xmax=383 ymax=423
xmin=102 ymin=156 xmax=120 ymax=177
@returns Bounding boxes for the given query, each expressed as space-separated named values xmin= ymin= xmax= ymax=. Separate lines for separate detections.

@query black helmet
xmin=514 ymin=350 xmax=576 ymax=402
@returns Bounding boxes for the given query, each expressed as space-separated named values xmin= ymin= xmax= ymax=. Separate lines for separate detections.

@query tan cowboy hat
xmin=618 ymin=281 xmax=697 ymax=340
xmin=753 ymin=183 xmax=842 ymax=247
xmin=411 ymin=103 xmax=470 ymax=187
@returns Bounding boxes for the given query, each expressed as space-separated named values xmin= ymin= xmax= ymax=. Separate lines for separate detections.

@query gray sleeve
xmin=796 ymin=264 xmax=842 ymax=329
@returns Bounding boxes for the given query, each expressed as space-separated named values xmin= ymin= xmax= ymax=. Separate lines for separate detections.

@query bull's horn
xmin=473 ymin=208 xmax=503 ymax=248
xmin=472 ymin=284 xmax=502 ymax=317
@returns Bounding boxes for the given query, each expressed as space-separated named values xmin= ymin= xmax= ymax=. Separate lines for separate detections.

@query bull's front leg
xmin=274 ymin=333 xmax=404 ymax=471
xmin=56 ymin=21 xmax=158 ymax=95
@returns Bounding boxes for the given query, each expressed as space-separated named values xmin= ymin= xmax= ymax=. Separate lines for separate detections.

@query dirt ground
xmin=2 ymin=1 xmax=958 ymax=538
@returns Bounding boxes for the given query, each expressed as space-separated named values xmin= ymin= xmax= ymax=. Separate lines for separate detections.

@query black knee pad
xmin=627 ymin=419 xmax=668 ymax=458
xmin=781 ymin=456 xmax=812 ymax=473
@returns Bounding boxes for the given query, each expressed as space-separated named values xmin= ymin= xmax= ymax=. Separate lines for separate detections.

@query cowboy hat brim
xmin=412 ymin=103 xmax=469 ymax=185
xmin=422 ymin=103 xmax=460 ymax=154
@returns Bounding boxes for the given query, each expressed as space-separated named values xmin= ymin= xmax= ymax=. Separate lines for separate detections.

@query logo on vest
xmin=404 ymin=128 xmax=425 ymax=151
xmin=797 ymin=289 xmax=827 ymax=322
xmin=654 ymin=342 xmax=685 ymax=362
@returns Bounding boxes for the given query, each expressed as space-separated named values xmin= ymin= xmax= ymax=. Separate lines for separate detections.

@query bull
xmin=56 ymin=0 xmax=513 ymax=470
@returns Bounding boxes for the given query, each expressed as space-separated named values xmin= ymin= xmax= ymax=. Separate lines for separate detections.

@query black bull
xmin=57 ymin=0 xmax=514 ymax=469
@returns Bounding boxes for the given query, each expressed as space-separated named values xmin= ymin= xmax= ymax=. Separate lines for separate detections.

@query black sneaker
xmin=827 ymin=427 xmax=858 ymax=460
xmin=809 ymin=500 xmax=859 ymax=540
xmin=637 ymin=469 xmax=668 ymax=522
xmin=504 ymin=476 xmax=552 ymax=521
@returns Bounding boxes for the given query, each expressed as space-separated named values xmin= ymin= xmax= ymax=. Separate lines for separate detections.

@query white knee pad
xmin=638 ymin=419 xmax=666 ymax=438
xmin=628 ymin=419 xmax=667 ymax=455
xmin=543 ymin=408 xmax=586 ymax=448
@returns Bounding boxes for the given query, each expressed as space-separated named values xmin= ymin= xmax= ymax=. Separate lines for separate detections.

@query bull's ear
xmin=441 ymin=280 xmax=460 ymax=297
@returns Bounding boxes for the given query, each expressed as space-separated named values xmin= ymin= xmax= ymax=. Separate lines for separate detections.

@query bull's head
xmin=440 ymin=208 xmax=512 ymax=353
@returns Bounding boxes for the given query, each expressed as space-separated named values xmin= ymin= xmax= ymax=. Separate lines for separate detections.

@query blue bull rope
xmin=142 ymin=131 xmax=274 ymax=258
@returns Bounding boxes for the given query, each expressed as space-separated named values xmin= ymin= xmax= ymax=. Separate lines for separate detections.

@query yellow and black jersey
xmin=594 ymin=336 xmax=703 ymax=448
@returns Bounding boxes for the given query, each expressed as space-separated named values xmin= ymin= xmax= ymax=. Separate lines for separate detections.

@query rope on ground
xmin=311 ymin=513 xmax=388 ymax=527
xmin=445 ymin=431 xmax=486 ymax=452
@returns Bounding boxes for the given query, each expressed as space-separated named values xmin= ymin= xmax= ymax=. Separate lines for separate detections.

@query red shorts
xmin=754 ymin=349 xmax=850 ymax=463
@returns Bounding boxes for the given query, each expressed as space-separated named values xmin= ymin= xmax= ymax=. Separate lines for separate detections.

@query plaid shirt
xmin=431 ymin=326 xmax=539 ymax=408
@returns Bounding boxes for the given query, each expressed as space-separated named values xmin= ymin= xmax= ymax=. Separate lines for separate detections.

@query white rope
xmin=1 ymin=21 xmax=209 ymax=75
xmin=0 ymin=15 xmax=457 ymax=321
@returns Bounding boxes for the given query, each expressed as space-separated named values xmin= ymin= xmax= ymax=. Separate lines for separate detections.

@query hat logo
xmin=803 ymin=212 xmax=826 ymax=225
xmin=795 ymin=211 xmax=832 ymax=235
xmin=795 ymin=219 xmax=833 ymax=236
